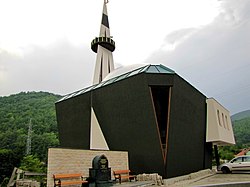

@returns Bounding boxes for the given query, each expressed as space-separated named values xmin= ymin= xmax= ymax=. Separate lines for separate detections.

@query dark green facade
xmin=56 ymin=65 xmax=212 ymax=178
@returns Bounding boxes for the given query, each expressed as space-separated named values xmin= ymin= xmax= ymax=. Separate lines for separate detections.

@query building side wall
xmin=166 ymin=75 xmax=210 ymax=178
xmin=47 ymin=148 xmax=128 ymax=187
xmin=56 ymin=93 xmax=91 ymax=149
xmin=92 ymin=74 xmax=165 ymax=176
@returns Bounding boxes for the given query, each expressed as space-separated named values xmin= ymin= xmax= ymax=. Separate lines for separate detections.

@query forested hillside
xmin=233 ymin=117 xmax=250 ymax=146
xmin=231 ymin=110 xmax=250 ymax=121
xmin=0 ymin=92 xmax=61 ymax=184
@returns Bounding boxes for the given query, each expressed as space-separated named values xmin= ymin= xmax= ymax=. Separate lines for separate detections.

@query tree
xmin=0 ymin=92 xmax=61 ymax=185
xmin=19 ymin=155 xmax=46 ymax=173
xmin=0 ymin=149 xmax=19 ymax=184
xmin=19 ymin=155 xmax=47 ymax=187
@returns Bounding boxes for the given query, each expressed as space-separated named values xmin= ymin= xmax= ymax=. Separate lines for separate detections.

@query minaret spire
xmin=91 ymin=0 xmax=115 ymax=84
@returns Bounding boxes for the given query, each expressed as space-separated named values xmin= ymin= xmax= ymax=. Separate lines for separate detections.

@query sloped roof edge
xmin=57 ymin=64 xmax=175 ymax=103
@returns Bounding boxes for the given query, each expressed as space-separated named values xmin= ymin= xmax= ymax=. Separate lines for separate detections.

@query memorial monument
xmin=89 ymin=155 xmax=112 ymax=186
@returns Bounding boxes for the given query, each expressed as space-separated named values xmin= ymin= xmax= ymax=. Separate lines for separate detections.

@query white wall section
xmin=206 ymin=98 xmax=235 ymax=146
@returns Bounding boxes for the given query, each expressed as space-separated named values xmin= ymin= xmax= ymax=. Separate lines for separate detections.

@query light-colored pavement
xmin=187 ymin=173 xmax=250 ymax=187
xmin=166 ymin=172 xmax=250 ymax=187
xmin=113 ymin=170 xmax=250 ymax=187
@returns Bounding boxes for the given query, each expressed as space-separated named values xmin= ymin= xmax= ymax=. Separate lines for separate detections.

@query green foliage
xmin=233 ymin=117 xmax=250 ymax=146
xmin=0 ymin=149 xmax=19 ymax=183
xmin=20 ymin=155 xmax=46 ymax=173
xmin=218 ymin=145 xmax=241 ymax=161
xmin=0 ymin=91 xmax=61 ymax=183
xmin=19 ymin=155 xmax=47 ymax=186
xmin=216 ymin=116 xmax=250 ymax=162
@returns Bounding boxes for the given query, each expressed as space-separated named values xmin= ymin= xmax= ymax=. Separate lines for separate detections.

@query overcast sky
xmin=0 ymin=0 xmax=249 ymax=114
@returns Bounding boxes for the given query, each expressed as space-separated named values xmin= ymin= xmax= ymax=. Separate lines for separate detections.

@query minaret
xmin=90 ymin=0 xmax=113 ymax=150
xmin=91 ymin=0 xmax=115 ymax=84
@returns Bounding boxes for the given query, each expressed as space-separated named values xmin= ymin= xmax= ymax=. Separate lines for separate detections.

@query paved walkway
xmin=186 ymin=173 xmax=250 ymax=187
xmin=165 ymin=172 xmax=250 ymax=187
xmin=112 ymin=171 xmax=250 ymax=187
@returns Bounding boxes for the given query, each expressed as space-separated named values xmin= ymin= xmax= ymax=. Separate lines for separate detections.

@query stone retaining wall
xmin=47 ymin=148 xmax=128 ymax=187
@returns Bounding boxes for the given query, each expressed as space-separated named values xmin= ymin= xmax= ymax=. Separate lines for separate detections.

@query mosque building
xmin=55 ymin=0 xmax=235 ymax=178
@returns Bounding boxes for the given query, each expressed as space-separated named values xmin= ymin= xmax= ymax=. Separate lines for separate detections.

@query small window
xmin=225 ymin=115 xmax=230 ymax=130
xmin=231 ymin=157 xmax=242 ymax=163
xmin=222 ymin=113 xmax=226 ymax=129
xmin=243 ymin=157 xmax=250 ymax=162
xmin=217 ymin=110 xmax=222 ymax=126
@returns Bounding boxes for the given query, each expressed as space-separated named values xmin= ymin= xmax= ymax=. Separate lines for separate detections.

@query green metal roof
xmin=57 ymin=64 xmax=175 ymax=102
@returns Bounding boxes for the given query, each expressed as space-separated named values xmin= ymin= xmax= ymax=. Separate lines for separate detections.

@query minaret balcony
xmin=91 ymin=37 xmax=115 ymax=53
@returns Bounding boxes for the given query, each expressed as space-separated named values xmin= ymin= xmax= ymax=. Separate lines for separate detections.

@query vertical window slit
xmin=150 ymin=86 xmax=170 ymax=158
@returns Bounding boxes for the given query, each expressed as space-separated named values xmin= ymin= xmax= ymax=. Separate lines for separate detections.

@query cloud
xmin=159 ymin=28 xmax=199 ymax=51
xmin=0 ymin=39 xmax=95 ymax=96
xmin=145 ymin=0 xmax=250 ymax=114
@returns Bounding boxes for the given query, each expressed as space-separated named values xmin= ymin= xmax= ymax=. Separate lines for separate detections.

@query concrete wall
xmin=206 ymin=98 xmax=235 ymax=145
xmin=47 ymin=148 xmax=128 ymax=187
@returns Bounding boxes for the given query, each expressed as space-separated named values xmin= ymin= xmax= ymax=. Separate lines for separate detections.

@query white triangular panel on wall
xmin=90 ymin=107 xmax=109 ymax=150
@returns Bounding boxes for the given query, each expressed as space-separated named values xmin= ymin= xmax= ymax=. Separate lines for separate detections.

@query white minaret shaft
xmin=91 ymin=0 xmax=115 ymax=84
xmin=90 ymin=0 xmax=114 ymax=150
